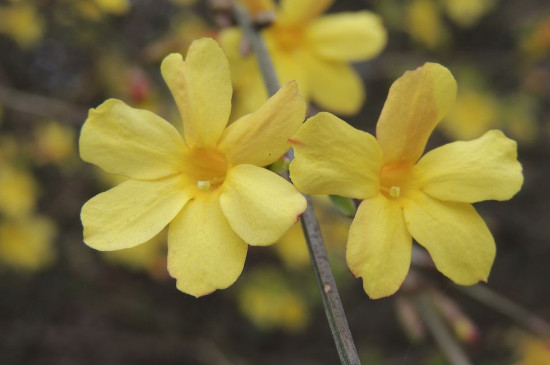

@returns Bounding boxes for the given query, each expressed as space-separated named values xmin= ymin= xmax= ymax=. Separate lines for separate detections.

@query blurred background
xmin=0 ymin=0 xmax=549 ymax=364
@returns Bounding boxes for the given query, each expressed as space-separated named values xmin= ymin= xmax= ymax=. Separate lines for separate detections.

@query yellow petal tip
xmin=160 ymin=52 xmax=184 ymax=73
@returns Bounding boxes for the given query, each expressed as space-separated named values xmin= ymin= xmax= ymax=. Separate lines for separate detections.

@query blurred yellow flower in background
xmin=237 ymin=268 xmax=309 ymax=332
xmin=103 ymin=229 xmax=169 ymax=281
xmin=221 ymin=0 xmax=387 ymax=117
xmin=442 ymin=0 xmax=496 ymax=28
xmin=31 ymin=121 xmax=77 ymax=166
xmin=80 ymin=38 xmax=306 ymax=297
xmin=0 ymin=4 xmax=44 ymax=48
xmin=143 ymin=14 xmax=212 ymax=63
xmin=290 ymin=63 xmax=523 ymax=299
xmin=442 ymin=88 xmax=499 ymax=141
xmin=94 ymin=0 xmax=130 ymax=14
xmin=522 ymin=16 xmax=550 ymax=61
xmin=513 ymin=335 xmax=550 ymax=365
xmin=379 ymin=0 xmax=497 ymax=50
xmin=0 ymin=131 xmax=58 ymax=272
xmin=275 ymin=195 xmax=351 ymax=269
xmin=407 ymin=0 xmax=450 ymax=50
xmin=499 ymin=92 xmax=539 ymax=144
xmin=0 ymin=163 xmax=37 ymax=218
xmin=0 ymin=216 xmax=56 ymax=271
xmin=441 ymin=68 xmax=540 ymax=143
xmin=71 ymin=0 xmax=130 ymax=20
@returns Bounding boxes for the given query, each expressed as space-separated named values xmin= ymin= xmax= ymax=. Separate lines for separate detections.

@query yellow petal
xmin=80 ymin=99 xmax=187 ymax=179
xmin=220 ymin=164 xmax=306 ymax=246
xmin=347 ymin=194 xmax=412 ymax=299
xmin=403 ymin=192 xmax=496 ymax=285
xmin=306 ymin=11 xmax=387 ymax=62
xmin=82 ymin=175 xmax=190 ymax=251
xmin=218 ymin=81 xmax=306 ymax=167
xmin=416 ymin=130 xmax=523 ymax=203
xmin=277 ymin=0 xmax=334 ymax=26
xmin=167 ymin=194 xmax=248 ymax=297
xmin=376 ymin=63 xmax=457 ymax=164
xmin=160 ymin=38 xmax=232 ymax=147
xmin=301 ymin=53 xmax=364 ymax=115
xmin=289 ymin=112 xmax=382 ymax=199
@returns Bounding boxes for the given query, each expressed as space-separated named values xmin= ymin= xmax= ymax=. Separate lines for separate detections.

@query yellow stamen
xmin=389 ymin=186 xmax=401 ymax=198
xmin=197 ymin=180 xmax=211 ymax=191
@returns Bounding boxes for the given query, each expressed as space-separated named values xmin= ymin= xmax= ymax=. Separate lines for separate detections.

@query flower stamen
xmin=197 ymin=180 xmax=211 ymax=191
xmin=389 ymin=186 xmax=401 ymax=198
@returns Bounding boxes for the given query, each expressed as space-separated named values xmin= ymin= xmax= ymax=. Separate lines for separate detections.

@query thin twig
xmin=415 ymin=293 xmax=473 ymax=365
xmin=0 ymin=86 xmax=86 ymax=125
xmin=456 ymin=284 xmax=550 ymax=338
xmin=232 ymin=4 xmax=361 ymax=365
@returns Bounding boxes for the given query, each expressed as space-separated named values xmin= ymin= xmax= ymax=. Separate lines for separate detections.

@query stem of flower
xmin=415 ymin=293 xmax=473 ymax=365
xmin=232 ymin=4 xmax=361 ymax=365
xmin=456 ymin=284 xmax=550 ymax=338
xmin=0 ymin=86 xmax=86 ymax=125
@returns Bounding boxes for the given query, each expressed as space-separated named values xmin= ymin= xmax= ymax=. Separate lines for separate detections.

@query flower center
xmin=379 ymin=162 xmax=414 ymax=200
xmin=267 ymin=25 xmax=303 ymax=52
xmin=187 ymin=148 xmax=228 ymax=193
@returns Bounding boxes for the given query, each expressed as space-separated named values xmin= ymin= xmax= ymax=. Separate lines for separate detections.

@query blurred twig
xmin=415 ymin=293 xmax=474 ymax=365
xmin=231 ymin=4 xmax=361 ymax=365
xmin=456 ymin=284 xmax=550 ymax=338
xmin=0 ymin=85 xmax=86 ymax=125
xmin=412 ymin=246 xmax=550 ymax=337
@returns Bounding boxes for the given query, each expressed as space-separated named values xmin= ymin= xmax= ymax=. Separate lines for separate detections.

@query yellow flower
xmin=499 ymin=93 xmax=539 ymax=144
xmin=289 ymin=63 xmax=523 ymax=299
xmin=0 ymin=163 xmax=37 ymax=218
xmin=220 ymin=0 xmax=387 ymax=117
xmin=237 ymin=268 xmax=309 ymax=332
xmin=72 ymin=0 xmax=130 ymax=20
xmin=103 ymin=229 xmax=168 ymax=280
xmin=513 ymin=334 xmax=550 ymax=365
xmin=442 ymin=88 xmax=499 ymax=141
xmin=32 ymin=120 xmax=77 ymax=165
xmin=94 ymin=0 xmax=130 ymax=15
xmin=0 ymin=216 xmax=56 ymax=271
xmin=406 ymin=0 xmax=450 ymax=50
xmin=382 ymin=0 xmax=495 ymax=50
xmin=442 ymin=0 xmax=496 ymax=28
xmin=0 ymin=4 xmax=44 ymax=48
xmin=80 ymin=38 xmax=307 ymax=297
